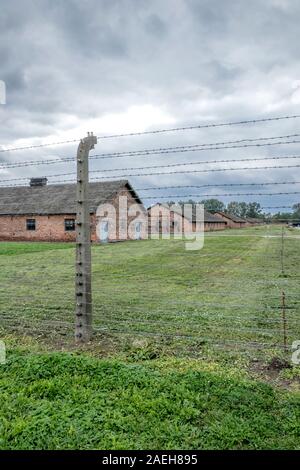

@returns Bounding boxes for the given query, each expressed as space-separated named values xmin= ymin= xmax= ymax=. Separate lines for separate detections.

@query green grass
xmin=0 ymin=349 xmax=299 ymax=450
xmin=0 ymin=225 xmax=299 ymax=357
xmin=0 ymin=226 xmax=299 ymax=449
xmin=0 ymin=241 xmax=74 ymax=256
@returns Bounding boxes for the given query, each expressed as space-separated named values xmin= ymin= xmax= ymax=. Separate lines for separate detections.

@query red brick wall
xmin=0 ymin=214 xmax=77 ymax=241
xmin=214 ymin=213 xmax=241 ymax=229
xmin=148 ymin=205 xmax=193 ymax=237
xmin=94 ymin=187 xmax=148 ymax=242
xmin=0 ymin=188 xmax=147 ymax=242
xmin=202 ymin=222 xmax=226 ymax=231
xmin=148 ymin=206 xmax=227 ymax=235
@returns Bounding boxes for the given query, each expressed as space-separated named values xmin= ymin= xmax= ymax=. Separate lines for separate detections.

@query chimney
xmin=29 ymin=177 xmax=48 ymax=187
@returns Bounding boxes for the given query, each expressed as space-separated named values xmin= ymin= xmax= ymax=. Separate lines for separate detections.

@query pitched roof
xmin=246 ymin=217 xmax=264 ymax=223
xmin=191 ymin=207 xmax=227 ymax=223
xmin=202 ymin=209 xmax=226 ymax=223
xmin=0 ymin=180 xmax=142 ymax=215
xmin=214 ymin=212 xmax=247 ymax=223
xmin=147 ymin=203 xmax=225 ymax=223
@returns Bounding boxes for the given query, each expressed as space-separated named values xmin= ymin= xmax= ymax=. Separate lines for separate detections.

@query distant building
xmin=147 ymin=203 xmax=227 ymax=235
xmin=213 ymin=212 xmax=247 ymax=229
xmin=0 ymin=179 xmax=147 ymax=242
xmin=245 ymin=217 xmax=265 ymax=225
xmin=202 ymin=210 xmax=227 ymax=231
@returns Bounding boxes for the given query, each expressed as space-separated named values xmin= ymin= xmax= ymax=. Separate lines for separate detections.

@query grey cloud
xmin=0 ymin=0 xmax=300 ymax=211
xmin=144 ymin=14 xmax=167 ymax=38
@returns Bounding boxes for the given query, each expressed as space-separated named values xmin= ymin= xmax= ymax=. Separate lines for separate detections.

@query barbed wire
xmin=92 ymin=327 xmax=289 ymax=349
xmin=2 ymin=133 xmax=300 ymax=170
xmin=1 ymin=315 xmax=295 ymax=336
xmin=142 ymin=191 xmax=300 ymax=199
xmin=0 ymin=191 xmax=299 ymax=208
xmin=0 ymin=180 xmax=299 ymax=201
xmin=20 ymin=163 xmax=298 ymax=184
xmin=1 ymin=113 xmax=300 ymax=153
xmin=0 ymin=319 xmax=290 ymax=351
xmin=1 ymin=115 xmax=299 ymax=353
xmin=87 ymin=163 xmax=300 ymax=180
xmin=135 ymin=181 xmax=300 ymax=191
xmin=1 ymin=250 xmax=298 ymax=348
xmin=2 ymin=157 xmax=300 ymax=186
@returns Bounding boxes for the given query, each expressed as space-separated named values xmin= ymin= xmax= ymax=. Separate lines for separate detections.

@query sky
xmin=1 ymin=0 xmax=300 ymax=212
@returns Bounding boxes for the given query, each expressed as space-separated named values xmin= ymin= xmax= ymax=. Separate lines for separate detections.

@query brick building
xmin=213 ymin=212 xmax=247 ymax=229
xmin=201 ymin=210 xmax=228 ymax=231
xmin=0 ymin=179 xmax=147 ymax=242
xmin=147 ymin=203 xmax=227 ymax=235
xmin=246 ymin=217 xmax=265 ymax=225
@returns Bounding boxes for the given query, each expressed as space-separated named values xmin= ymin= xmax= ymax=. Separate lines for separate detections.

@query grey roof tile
xmin=0 ymin=180 xmax=139 ymax=215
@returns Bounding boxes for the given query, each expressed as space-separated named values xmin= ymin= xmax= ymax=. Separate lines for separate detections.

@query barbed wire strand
xmin=1 ymin=113 xmax=300 ymax=153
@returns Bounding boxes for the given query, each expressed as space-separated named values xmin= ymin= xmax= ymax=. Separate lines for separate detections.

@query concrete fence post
xmin=75 ymin=132 xmax=97 ymax=343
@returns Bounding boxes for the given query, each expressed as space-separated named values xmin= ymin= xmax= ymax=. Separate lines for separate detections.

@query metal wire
xmin=2 ymin=113 xmax=300 ymax=153
xmin=0 ymin=120 xmax=299 ymax=355
xmin=2 ymin=133 xmax=300 ymax=170
xmin=2 ymin=154 xmax=300 ymax=185
xmin=136 ymin=181 xmax=300 ymax=191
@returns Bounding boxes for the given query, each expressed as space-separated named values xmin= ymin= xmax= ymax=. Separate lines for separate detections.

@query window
xmin=26 ymin=219 xmax=36 ymax=231
xmin=64 ymin=218 xmax=75 ymax=231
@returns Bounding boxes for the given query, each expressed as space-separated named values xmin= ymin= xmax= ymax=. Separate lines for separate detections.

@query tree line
xmin=167 ymin=199 xmax=300 ymax=220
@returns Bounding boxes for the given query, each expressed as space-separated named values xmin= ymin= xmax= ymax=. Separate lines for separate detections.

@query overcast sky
xmin=1 ymin=0 xmax=300 ymax=211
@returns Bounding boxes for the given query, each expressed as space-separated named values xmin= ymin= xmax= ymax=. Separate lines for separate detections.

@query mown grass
xmin=0 ymin=225 xmax=299 ymax=358
xmin=0 ymin=226 xmax=299 ymax=449
xmin=0 ymin=241 xmax=74 ymax=256
xmin=0 ymin=349 xmax=299 ymax=450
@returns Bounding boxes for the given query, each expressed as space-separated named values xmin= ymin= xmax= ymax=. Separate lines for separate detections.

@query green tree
xmin=226 ymin=201 xmax=262 ymax=218
xmin=246 ymin=202 xmax=262 ymax=218
xmin=292 ymin=203 xmax=300 ymax=217
xmin=200 ymin=199 xmax=225 ymax=213
xmin=272 ymin=212 xmax=293 ymax=221
xmin=170 ymin=200 xmax=197 ymax=209
xmin=239 ymin=202 xmax=248 ymax=217
xmin=226 ymin=201 xmax=242 ymax=216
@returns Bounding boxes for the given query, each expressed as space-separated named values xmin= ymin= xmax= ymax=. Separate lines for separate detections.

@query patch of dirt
xmin=249 ymin=358 xmax=298 ymax=391
xmin=31 ymin=331 xmax=118 ymax=358
xmin=267 ymin=357 xmax=291 ymax=371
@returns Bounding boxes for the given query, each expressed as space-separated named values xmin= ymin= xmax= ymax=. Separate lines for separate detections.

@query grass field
xmin=0 ymin=225 xmax=299 ymax=449
xmin=0 ymin=225 xmax=299 ymax=356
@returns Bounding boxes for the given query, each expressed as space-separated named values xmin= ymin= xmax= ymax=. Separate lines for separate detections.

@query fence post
xmin=281 ymin=290 xmax=288 ymax=352
xmin=280 ymin=226 xmax=285 ymax=276
xmin=75 ymin=132 xmax=97 ymax=343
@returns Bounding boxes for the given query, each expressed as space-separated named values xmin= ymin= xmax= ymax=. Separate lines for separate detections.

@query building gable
xmin=0 ymin=180 xmax=142 ymax=216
